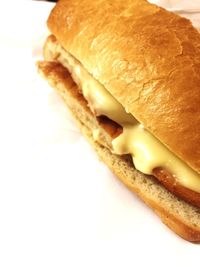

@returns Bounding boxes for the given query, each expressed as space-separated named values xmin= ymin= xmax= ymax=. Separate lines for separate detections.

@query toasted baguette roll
xmin=47 ymin=0 xmax=200 ymax=174
xmin=42 ymin=34 xmax=200 ymax=209
xmin=38 ymin=60 xmax=200 ymax=242
xmin=38 ymin=0 xmax=200 ymax=241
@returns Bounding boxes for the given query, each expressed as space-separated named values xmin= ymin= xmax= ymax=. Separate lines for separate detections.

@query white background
xmin=0 ymin=1 xmax=199 ymax=266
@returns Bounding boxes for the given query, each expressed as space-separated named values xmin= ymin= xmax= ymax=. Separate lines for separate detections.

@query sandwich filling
xmin=53 ymin=45 xmax=200 ymax=193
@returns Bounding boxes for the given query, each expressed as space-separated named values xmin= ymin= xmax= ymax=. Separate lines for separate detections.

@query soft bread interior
xmin=47 ymin=0 xmax=200 ymax=175
xmin=41 ymin=35 xmax=200 ymax=208
xmin=37 ymin=60 xmax=200 ymax=242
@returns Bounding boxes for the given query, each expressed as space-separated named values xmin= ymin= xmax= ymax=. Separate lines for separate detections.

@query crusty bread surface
xmin=47 ymin=0 xmax=200 ymax=174
xmin=43 ymin=35 xmax=200 ymax=209
xmin=38 ymin=60 xmax=200 ymax=242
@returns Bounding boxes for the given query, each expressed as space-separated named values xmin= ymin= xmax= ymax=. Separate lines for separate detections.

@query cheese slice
xmin=57 ymin=48 xmax=200 ymax=193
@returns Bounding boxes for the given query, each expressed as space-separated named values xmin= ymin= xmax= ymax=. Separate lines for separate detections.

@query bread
xmin=47 ymin=0 xmax=200 ymax=174
xmin=37 ymin=60 xmax=200 ymax=242
xmin=42 ymin=35 xmax=200 ymax=210
xmin=37 ymin=0 xmax=200 ymax=241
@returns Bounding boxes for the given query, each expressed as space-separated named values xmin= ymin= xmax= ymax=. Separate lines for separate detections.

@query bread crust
xmin=38 ymin=60 xmax=200 ymax=242
xmin=47 ymin=0 xmax=200 ymax=174
xmin=42 ymin=35 xmax=200 ymax=208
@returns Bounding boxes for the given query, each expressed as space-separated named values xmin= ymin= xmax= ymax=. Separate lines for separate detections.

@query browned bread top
xmin=38 ymin=59 xmax=200 ymax=242
xmin=42 ymin=35 xmax=200 ymax=208
xmin=47 ymin=0 xmax=200 ymax=174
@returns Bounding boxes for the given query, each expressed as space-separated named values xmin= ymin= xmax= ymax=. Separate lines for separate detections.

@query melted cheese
xmin=59 ymin=50 xmax=135 ymax=124
xmin=112 ymin=125 xmax=200 ymax=192
xmin=58 ymin=50 xmax=200 ymax=193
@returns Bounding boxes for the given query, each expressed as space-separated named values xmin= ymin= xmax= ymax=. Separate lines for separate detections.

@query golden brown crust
xmin=40 ymin=58 xmax=200 ymax=208
xmin=47 ymin=0 xmax=200 ymax=174
xmin=146 ymin=197 xmax=200 ymax=243
xmin=41 ymin=35 xmax=200 ymax=208
xmin=38 ymin=60 xmax=200 ymax=242
xmin=97 ymin=145 xmax=200 ymax=243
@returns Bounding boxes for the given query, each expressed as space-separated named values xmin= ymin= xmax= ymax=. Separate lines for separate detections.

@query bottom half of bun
xmin=38 ymin=60 xmax=200 ymax=242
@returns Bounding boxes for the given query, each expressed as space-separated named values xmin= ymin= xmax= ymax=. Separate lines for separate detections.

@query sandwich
xmin=37 ymin=0 xmax=200 ymax=242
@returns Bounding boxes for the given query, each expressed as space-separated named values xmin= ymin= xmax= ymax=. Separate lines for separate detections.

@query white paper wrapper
xmin=0 ymin=1 xmax=200 ymax=266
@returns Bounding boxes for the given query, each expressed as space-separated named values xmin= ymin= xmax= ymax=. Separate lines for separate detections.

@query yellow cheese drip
xmin=112 ymin=125 xmax=200 ymax=192
xmin=58 ymin=49 xmax=200 ymax=193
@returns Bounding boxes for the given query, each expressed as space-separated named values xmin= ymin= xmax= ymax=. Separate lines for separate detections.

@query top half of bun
xmin=47 ymin=0 xmax=200 ymax=174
